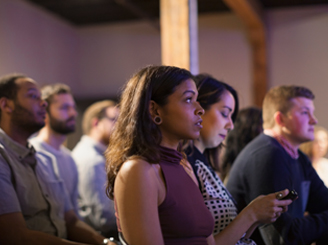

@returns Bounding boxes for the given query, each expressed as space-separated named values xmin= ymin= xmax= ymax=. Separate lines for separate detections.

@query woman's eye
xmin=186 ymin=97 xmax=192 ymax=103
xmin=61 ymin=106 xmax=69 ymax=111
xmin=29 ymin=94 xmax=39 ymax=99
xmin=221 ymin=112 xmax=229 ymax=118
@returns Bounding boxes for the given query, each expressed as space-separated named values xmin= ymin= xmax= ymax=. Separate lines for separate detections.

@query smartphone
xmin=281 ymin=189 xmax=298 ymax=201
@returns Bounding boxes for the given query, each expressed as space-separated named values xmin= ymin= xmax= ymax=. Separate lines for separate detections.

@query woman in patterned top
xmin=184 ymin=74 xmax=292 ymax=245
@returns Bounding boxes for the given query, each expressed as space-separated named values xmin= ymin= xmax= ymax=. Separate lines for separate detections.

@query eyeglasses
xmin=103 ymin=116 xmax=118 ymax=122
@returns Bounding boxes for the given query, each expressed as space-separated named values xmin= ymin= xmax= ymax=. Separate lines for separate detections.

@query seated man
xmin=0 ymin=74 xmax=114 ymax=245
xmin=72 ymin=100 xmax=119 ymax=239
xmin=30 ymin=83 xmax=80 ymax=216
xmin=227 ymin=85 xmax=328 ymax=245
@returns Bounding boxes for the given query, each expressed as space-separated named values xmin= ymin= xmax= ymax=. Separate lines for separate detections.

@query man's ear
xmin=0 ymin=97 xmax=14 ymax=114
xmin=91 ymin=117 xmax=99 ymax=127
xmin=149 ymin=100 xmax=160 ymax=119
xmin=274 ymin=111 xmax=285 ymax=127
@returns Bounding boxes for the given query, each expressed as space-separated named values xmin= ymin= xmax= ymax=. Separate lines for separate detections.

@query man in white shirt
xmin=73 ymin=100 xmax=119 ymax=239
xmin=30 ymin=83 xmax=80 ymax=216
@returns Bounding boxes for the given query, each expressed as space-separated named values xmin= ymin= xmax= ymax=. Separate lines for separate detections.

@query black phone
xmin=281 ymin=189 xmax=298 ymax=201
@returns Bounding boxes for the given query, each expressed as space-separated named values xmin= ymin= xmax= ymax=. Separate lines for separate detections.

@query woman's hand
xmin=246 ymin=189 xmax=293 ymax=224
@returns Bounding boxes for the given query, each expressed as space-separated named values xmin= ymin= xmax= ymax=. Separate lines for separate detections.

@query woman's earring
xmin=154 ymin=116 xmax=162 ymax=125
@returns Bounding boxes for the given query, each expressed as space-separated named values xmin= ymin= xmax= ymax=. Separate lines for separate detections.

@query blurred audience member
xmin=221 ymin=107 xmax=263 ymax=184
xmin=227 ymin=85 xmax=328 ymax=245
xmin=30 ymin=84 xmax=80 ymax=215
xmin=0 ymin=74 xmax=113 ymax=244
xmin=106 ymin=66 xmax=216 ymax=244
xmin=72 ymin=100 xmax=119 ymax=239
xmin=184 ymin=74 xmax=291 ymax=245
xmin=300 ymin=126 xmax=328 ymax=186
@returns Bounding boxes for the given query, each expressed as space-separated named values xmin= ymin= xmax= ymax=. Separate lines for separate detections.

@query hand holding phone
xmin=281 ymin=189 xmax=298 ymax=201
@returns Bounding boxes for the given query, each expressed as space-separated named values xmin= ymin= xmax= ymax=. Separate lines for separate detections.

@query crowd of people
xmin=1 ymin=66 xmax=328 ymax=245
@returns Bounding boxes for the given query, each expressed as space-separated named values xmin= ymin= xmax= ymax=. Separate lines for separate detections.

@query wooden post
xmin=160 ymin=0 xmax=198 ymax=74
xmin=223 ymin=0 xmax=267 ymax=107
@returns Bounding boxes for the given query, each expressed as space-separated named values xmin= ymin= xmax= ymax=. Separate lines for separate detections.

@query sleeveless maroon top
xmin=116 ymin=146 xmax=214 ymax=244
xmin=157 ymin=146 xmax=214 ymax=244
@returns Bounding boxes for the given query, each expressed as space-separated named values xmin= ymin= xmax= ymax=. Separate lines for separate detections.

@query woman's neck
xmin=159 ymin=140 xmax=179 ymax=150
xmin=193 ymin=140 xmax=205 ymax=153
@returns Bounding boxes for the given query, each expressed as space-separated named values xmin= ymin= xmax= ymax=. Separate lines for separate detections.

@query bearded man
xmin=0 ymin=74 xmax=114 ymax=244
xmin=30 ymin=83 xmax=80 ymax=216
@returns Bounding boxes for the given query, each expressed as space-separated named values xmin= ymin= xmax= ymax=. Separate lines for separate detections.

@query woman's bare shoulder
xmin=115 ymin=157 xmax=163 ymax=201
xmin=118 ymin=157 xmax=157 ymax=181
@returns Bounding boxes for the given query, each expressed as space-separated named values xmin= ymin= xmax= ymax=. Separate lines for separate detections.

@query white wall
xmin=0 ymin=0 xmax=79 ymax=91
xmin=198 ymin=13 xmax=251 ymax=108
xmin=267 ymin=5 xmax=328 ymax=128
xmin=76 ymin=22 xmax=161 ymax=98
xmin=1 ymin=0 xmax=328 ymax=130
xmin=76 ymin=13 xmax=252 ymax=106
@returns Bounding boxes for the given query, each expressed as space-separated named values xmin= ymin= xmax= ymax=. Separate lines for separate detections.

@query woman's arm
xmin=207 ymin=234 xmax=215 ymax=245
xmin=213 ymin=189 xmax=292 ymax=244
xmin=114 ymin=159 xmax=165 ymax=245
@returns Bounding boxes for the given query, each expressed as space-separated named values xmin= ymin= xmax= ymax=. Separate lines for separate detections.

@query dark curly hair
xmin=105 ymin=65 xmax=195 ymax=199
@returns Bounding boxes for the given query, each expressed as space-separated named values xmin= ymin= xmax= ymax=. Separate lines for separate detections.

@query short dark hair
xmin=263 ymin=85 xmax=315 ymax=129
xmin=41 ymin=83 xmax=71 ymax=103
xmin=40 ymin=83 xmax=72 ymax=112
xmin=0 ymin=73 xmax=28 ymax=119
xmin=0 ymin=73 xmax=27 ymax=100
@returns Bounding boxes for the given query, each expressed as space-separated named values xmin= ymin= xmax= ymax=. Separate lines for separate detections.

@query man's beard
xmin=11 ymin=103 xmax=45 ymax=134
xmin=48 ymin=114 xmax=76 ymax=135
xmin=101 ymin=133 xmax=110 ymax=146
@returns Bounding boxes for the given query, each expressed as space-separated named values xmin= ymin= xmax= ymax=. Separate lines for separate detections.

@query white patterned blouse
xmin=186 ymin=146 xmax=256 ymax=245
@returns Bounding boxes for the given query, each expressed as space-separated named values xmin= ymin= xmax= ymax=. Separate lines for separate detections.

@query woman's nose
xmin=226 ymin=117 xmax=234 ymax=130
xmin=41 ymin=99 xmax=48 ymax=108
xmin=196 ymin=102 xmax=204 ymax=116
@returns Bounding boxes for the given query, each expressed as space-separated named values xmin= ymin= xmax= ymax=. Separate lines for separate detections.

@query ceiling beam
xmin=114 ymin=0 xmax=160 ymax=31
xmin=222 ymin=0 xmax=267 ymax=107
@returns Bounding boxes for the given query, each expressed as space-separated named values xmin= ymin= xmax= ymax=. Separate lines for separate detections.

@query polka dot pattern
xmin=194 ymin=159 xmax=256 ymax=245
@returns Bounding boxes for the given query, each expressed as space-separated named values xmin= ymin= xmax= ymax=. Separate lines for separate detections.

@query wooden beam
xmin=222 ymin=0 xmax=267 ymax=107
xmin=160 ymin=0 xmax=198 ymax=73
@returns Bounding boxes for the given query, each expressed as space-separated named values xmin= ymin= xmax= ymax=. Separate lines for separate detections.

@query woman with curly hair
xmin=105 ymin=65 xmax=215 ymax=245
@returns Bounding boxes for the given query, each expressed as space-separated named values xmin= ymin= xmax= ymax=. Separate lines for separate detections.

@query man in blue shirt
xmin=73 ymin=100 xmax=119 ymax=239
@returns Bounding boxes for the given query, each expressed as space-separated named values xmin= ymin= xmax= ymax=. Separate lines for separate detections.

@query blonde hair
xmin=300 ymin=126 xmax=328 ymax=159
xmin=262 ymin=85 xmax=314 ymax=129
xmin=82 ymin=100 xmax=117 ymax=135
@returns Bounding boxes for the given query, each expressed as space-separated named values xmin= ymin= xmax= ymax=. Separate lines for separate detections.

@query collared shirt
xmin=0 ymin=128 xmax=71 ymax=238
xmin=264 ymin=129 xmax=299 ymax=159
xmin=29 ymin=137 xmax=80 ymax=217
xmin=72 ymin=135 xmax=117 ymax=236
